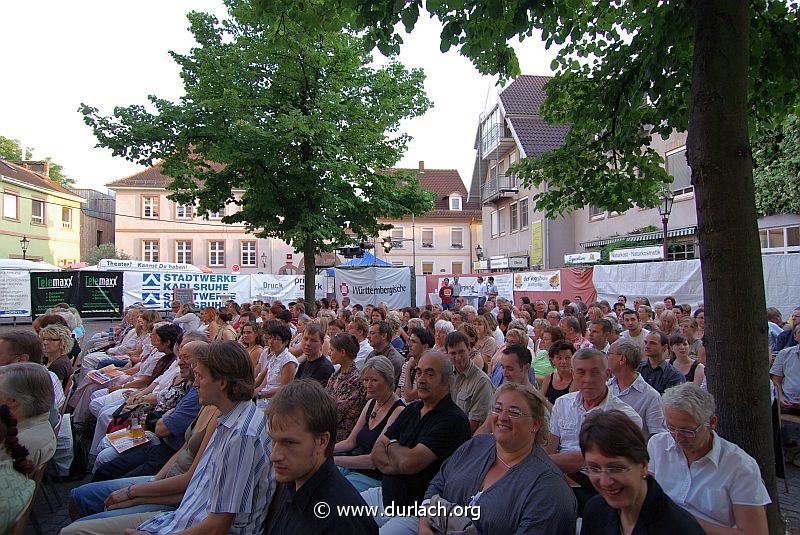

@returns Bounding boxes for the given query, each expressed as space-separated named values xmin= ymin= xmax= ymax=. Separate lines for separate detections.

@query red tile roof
xmin=388 ymin=167 xmax=481 ymax=218
xmin=499 ymin=75 xmax=552 ymax=116
xmin=0 ymin=158 xmax=82 ymax=198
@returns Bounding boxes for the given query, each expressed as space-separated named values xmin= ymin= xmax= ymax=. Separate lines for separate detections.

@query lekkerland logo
xmin=339 ymin=283 xmax=350 ymax=296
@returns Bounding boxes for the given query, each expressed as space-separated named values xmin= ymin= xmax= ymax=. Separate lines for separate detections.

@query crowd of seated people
xmin=0 ymin=293 xmax=791 ymax=534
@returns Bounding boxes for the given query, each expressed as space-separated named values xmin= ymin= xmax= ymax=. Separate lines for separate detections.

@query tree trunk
xmin=688 ymin=1 xmax=782 ymax=532
xmin=303 ymin=238 xmax=317 ymax=317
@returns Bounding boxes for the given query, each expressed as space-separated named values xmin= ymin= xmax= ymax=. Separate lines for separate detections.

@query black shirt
xmin=382 ymin=394 xmax=471 ymax=508
xmin=581 ymin=476 xmax=704 ymax=534
xmin=637 ymin=359 xmax=685 ymax=394
xmin=295 ymin=355 xmax=334 ymax=387
xmin=267 ymin=457 xmax=378 ymax=535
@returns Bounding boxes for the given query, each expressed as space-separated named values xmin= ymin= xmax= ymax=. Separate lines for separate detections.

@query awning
xmin=580 ymin=226 xmax=697 ymax=249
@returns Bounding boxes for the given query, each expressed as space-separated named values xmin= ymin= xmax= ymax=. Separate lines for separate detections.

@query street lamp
xmin=20 ymin=236 xmax=30 ymax=260
xmin=658 ymin=189 xmax=674 ymax=261
xmin=475 ymin=244 xmax=484 ymax=261
xmin=260 ymin=252 xmax=268 ymax=269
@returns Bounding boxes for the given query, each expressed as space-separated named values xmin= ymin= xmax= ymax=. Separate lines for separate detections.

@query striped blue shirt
xmin=138 ymin=400 xmax=275 ymax=534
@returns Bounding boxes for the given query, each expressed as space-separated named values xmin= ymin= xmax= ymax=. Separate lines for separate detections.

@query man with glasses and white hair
xmin=648 ymin=383 xmax=770 ymax=533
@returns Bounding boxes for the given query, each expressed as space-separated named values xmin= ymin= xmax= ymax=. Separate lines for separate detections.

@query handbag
xmin=427 ymin=494 xmax=479 ymax=535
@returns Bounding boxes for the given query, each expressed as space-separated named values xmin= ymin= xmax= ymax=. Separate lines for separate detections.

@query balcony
xmin=480 ymin=122 xmax=515 ymax=159
xmin=482 ymin=173 xmax=519 ymax=205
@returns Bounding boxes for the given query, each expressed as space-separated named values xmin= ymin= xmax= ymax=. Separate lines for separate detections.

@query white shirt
xmin=152 ymin=361 xmax=181 ymax=395
xmin=491 ymin=328 xmax=504 ymax=346
xmin=354 ymin=338 xmax=373 ymax=370
xmin=621 ymin=328 xmax=650 ymax=349
xmin=770 ymin=345 xmax=800 ymax=400
xmin=477 ymin=283 xmax=486 ymax=298
xmin=608 ymin=374 xmax=666 ymax=436
xmin=648 ymin=431 xmax=771 ymax=528
xmin=48 ymin=371 xmax=66 ymax=409
xmin=549 ymin=388 xmax=642 ymax=452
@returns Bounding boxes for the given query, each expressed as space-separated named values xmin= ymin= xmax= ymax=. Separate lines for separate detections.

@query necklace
xmin=496 ymin=454 xmax=515 ymax=469
xmin=370 ymin=394 xmax=394 ymax=420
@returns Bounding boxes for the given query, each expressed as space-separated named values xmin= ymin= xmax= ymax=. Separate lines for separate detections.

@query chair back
xmin=8 ymin=463 xmax=45 ymax=535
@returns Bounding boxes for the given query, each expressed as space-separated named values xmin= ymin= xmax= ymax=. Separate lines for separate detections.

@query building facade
xmin=69 ymin=188 xmax=116 ymax=262
xmin=0 ymin=159 xmax=84 ymax=265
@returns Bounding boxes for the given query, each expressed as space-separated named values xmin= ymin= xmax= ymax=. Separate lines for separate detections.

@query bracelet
xmin=126 ymin=484 xmax=135 ymax=500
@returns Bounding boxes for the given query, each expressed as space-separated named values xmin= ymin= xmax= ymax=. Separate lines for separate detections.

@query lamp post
xmin=19 ymin=236 xmax=30 ymax=260
xmin=658 ymin=190 xmax=674 ymax=262
xmin=260 ymin=252 xmax=268 ymax=269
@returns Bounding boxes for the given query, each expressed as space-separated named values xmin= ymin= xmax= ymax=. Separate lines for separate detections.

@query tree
xmin=86 ymin=243 xmax=130 ymax=265
xmin=0 ymin=135 xmax=74 ymax=187
xmin=80 ymin=1 xmax=434 ymax=311
xmin=753 ymin=113 xmax=800 ymax=217
xmin=257 ymin=0 xmax=800 ymax=530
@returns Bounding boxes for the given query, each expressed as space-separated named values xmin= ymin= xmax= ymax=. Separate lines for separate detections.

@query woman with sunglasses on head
xmin=418 ymin=383 xmax=576 ymax=534
xmin=579 ymin=410 xmax=703 ymax=534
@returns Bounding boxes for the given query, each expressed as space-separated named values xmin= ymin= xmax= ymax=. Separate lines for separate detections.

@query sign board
xmin=76 ymin=271 xmax=124 ymax=318
xmin=123 ymin=272 xmax=250 ymax=309
xmin=30 ymin=272 xmax=79 ymax=317
xmin=231 ymin=264 xmax=241 ymax=273
xmin=473 ymin=260 xmax=488 ymax=271
xmin=435 ymin=276 xmax=481 ymax=297
xmin=491 ymin=274 xmax=515 ymax=303
xmin=489 ymin=257 xmax=509 ymax=269
xmin=509 ymin=257 xmax=530 ymax=269
xmin=173 ymin=288 xmax=194 ymax=304
xmin=98 ymin=259 xmax=201 ymax=272
xmin=0 ymin=271 xmax=31 ymax=317
xmin=565 ymin=252 xmax=601 ymax=265
xmin=512 ymin=270 xmax=562 ymax=292
xmin=250 ymin=275 xmax=325 ymax=301
xmin=610 ymin=246 xmax=663 ymax=263
xmin=334 ymin=267 xmax=411 ymax=308
xmin=530 ymin=220 xmax=544 ymax=266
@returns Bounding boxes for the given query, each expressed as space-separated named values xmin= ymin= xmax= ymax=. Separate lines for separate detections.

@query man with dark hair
xmin=663 ymin=296 xmax=676 ymax=310
xmin=618 ymin=295 xmax=627 ymax=305
xmin=267 ymin=380 xmax=378 ymax=533
xmin=500 ymin=343 xmax=534 ymax=387
xmin=438 ymin=278 xmax=454 ymax=311
xmin=365 ymin=321 xmax=403 ymax=386
xmin=347 ymin=315 xmax=373 ymax=369
xmin=621 ymin=308 xmax=649 ymax=350
xmin=587 ymin=319 xmax=613 ymax=353
xmin=277 ymin=309 xmax=297 ymax=335
xmin=444 ymin=331 xmax=493 ymax=433
xmin=640 ymin=331 xmax=686 ymax=394
xmin=295 ymin=323 xmax=334 ymax=386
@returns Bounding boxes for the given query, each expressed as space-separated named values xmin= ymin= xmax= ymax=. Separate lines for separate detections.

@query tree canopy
xmin=80 ymin=0 xmax=434 ymax=304
xmin=754 ymin=113 xmax=800 ymax=217
xmin=86 ymin=243 xmax=130 ymax=265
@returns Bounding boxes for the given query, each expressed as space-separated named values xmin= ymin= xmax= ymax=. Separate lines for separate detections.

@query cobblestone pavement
xmin=5 ymin=319 xmax=800 ymax=533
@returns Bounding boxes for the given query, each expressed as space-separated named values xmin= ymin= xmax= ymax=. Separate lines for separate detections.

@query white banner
xmin=250 ymin=274 xmax=325 ymax=302
xmin=435 ymin=276 xmax=481 ymax=297
xmin=512 ymin=270 xmax=562 ymax=292
xmin=593 ymin=259 xmax=704 ymax=308
xmin=99 ymin=259 xmax=202 ymax=272
xmin=123 ymin=272 xmax=250 ymax=309
xmin=0 ymin=271 xmax=31 ymax=317
xmin=492 ymin=274 xmax=515 ymax=303
xmin=609 ymin=246 xmax=663 ymax=262
xmin=334 ymin=267 xmax=412 ymax=309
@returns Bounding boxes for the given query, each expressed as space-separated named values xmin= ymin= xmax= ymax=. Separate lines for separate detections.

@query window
xmin=61 ymin=207 xmax=72 ymax=229
xmin=390 ymin=227 xmax=404 ymax=248
xmin=209 ymin=241 xmax=225 ymax=266
xmin=491 ymin=211 xmax=499 ymax=237
xmin=450 ymin=227 xmax=464 ymax=248
xmin=143 ymin=240 xmax=159 ymax=262
xmin=421 ymin=228 xmax=434 ymax=248
xmin=31 ymin=199 xmax=44 ymax=225
xmin=760 ymin=226 xmax=800 ymax=254
xmin=421 ymin=262 xmax=434 ymax=275
xmin=589 ymin=205 xmax=605 ymax=218
xmin=208 ymin=209 xmax=223 ymax=219
xmin=241 ymin=241 xmax=257 ymax=266
xmin=449 ymin=195 xmax=462 ymax=211
xmin=519 ymin=197 xmax=529 ymax=229
xmin=3 ymin=192 xmax=18 ymax=220
xmin=666 ymin=147 xmax=693 ymax=195
xmin=142 ymin=196 xmax=159 ymax=218
xmin=176 ymin=241 xmax=192 ymax=264
xmin=498 ymin=207 xmax=507 ymax=235
xmin=451 ymin=262 xmax=463 ymax=275
xmin=391 ymin=261 xmax=404 ymax=267
xmin=175 ymin=203 xmax=193 ymax=219
xmin=510 ymin=202 xmax=519 ymax=232
xmin=668 ymin=242 xmax=697 ymax=261
xmin=96 ymin=230 xmax=103 ymax=246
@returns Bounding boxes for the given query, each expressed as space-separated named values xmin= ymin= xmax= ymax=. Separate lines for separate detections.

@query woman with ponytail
xmin=0 ymin=404 xmax=36 ymax=532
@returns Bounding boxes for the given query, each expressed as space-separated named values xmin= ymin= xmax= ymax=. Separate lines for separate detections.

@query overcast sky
xmin=1 ymin=1 xmax=557 ymax=192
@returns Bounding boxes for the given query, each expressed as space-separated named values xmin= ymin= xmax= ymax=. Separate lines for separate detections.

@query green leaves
xmin=753 ymin=113 xmax=800 ymax=217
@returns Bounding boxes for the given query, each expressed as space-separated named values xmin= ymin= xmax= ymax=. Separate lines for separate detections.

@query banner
xmin=434 ymin=276 xmax=481 ymax=297
xmin=530 ymin=220 xmax=544 ymax=266
xmin=593 ymin=259 xmax=704 ymax=308
xmin=334 ymin=267 xmax=411 ymax=309
xmin=250 ymin=274 xmax=325 ymax=302
xmin=512 ymin=270 xmax=562 ymax=292
xmin=0 ymin=271 xmax=31 ymax=317
xmin=98 ymin=259 xmax=201 ymax=272
xmin=77 ymin=271 xmax=124 ymax=318
xmin=30 ymin=271 xmax=79 ymax=317
xmin=123 ymin=272 xmax=250 ymax=309
xmin=492 ymin=273 xmax=515 ymax=303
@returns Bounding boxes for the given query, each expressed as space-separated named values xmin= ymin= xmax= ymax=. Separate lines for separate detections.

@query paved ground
xmin=6 ymin=319 xmax=800 ymax=533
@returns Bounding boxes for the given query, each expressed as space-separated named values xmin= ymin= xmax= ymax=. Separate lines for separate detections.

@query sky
xmin=0 ymin=1 xmax=558 ymax=193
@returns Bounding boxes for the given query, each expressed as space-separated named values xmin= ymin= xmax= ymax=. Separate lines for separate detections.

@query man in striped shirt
xmin=132 ymin=341 xmax=275 ymax=535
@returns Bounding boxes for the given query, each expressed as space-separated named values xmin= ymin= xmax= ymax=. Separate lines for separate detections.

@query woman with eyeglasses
xmin=647 ymin=383 xmax=770 ymax=533
xmin=40 ymin=323 xmax=75 ymax=388
xmin=579 ymin=410 xmax=703 ymax=534
xmin=418 ymin=382 xmax=576 ymax=534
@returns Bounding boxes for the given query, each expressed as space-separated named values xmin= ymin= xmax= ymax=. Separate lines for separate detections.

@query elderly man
xmin=640 ymin=331 xmax=685 ymax=394
xmin=365 ymin=321 xmax=404 ymax=387
xmin=607 ymin=340 xmax=666 ymax=437
xmin=648 ymin=383 xmax=770 ymax=533
xmin=560 ymin=317 xmax=592 ymax=350
xmin=0 ymin=362 xmax=56 ymax=466
xmin=545 ymin=348 xmax=642 ymax=514
xmin=444 ymin=331 xmax=493 ymax=433
xmin=363 ymin=350 xmax=471 ymax=532
xmin=771 ymin=323 xmax=800 ymax=413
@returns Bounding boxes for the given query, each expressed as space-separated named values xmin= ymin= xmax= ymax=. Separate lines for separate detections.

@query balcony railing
xmin=482 ymin=173 xmax=519 ymax=204
xmin=480 ymin=122 xmax=511 ymax=154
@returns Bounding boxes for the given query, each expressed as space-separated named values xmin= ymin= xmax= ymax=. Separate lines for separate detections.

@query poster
xmin=0 ymin=271 xmax=31 ymax=317
xmin=123 ymin=272 xmax=250 ymax=309
xmin=250 ymin=274 xmax=325 ymax=302
xmin=334 ymin=267 xmax=412 ymax=308
xmin=435 ymin=276 xmax=481 ymax=297
xmin=492 ymin=273 xmax=515 ymax=303
xmin=512 ymin=270 xmax=562 ymax=292
xmin=30 ymin=271 xmax=79 ymax=317
xmin=77 ymin=271 xmax=123 ymax=318
xmin=530 ymin=220 xmax=544 ymax=267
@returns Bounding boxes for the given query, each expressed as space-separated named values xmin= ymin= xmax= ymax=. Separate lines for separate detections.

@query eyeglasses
xmin=491 ymin=404 xmax=532 ymax=419
xmin=586 ymin=465 xmax=634 ymax=476
xmin=667 ymin=422 xmax=706 ymax=438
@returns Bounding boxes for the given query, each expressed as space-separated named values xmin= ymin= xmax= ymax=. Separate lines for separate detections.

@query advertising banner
xmin=435 ymin=276 xmax=481 ymax=297
xmin=609 ymin=246 xmax=663 ymax=262
xmin=250 ymin=275 xmax=325 ymax=302
xmin=123 ymin=272 xmax=250 ymax=309
xmin=98 ymin=259 xmax=201 ymax=272
xmin=492 ymin=273 xmax=515 ymax=302
xmin=512 ymin=270 xmax=562 ymax=292
xmin=77 ymin=271 xmax=124 ymax=318
xmin=0 ymin=271 xmax=31 ymax=317
xmin=30 ymin=271 xmax=79 ymax=317
xmin=334 ymin=267 xmax=411 ymax=308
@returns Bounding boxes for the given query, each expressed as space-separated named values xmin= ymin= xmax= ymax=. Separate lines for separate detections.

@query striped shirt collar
xmin=217 ymin=400 xmax=256 ymax=429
